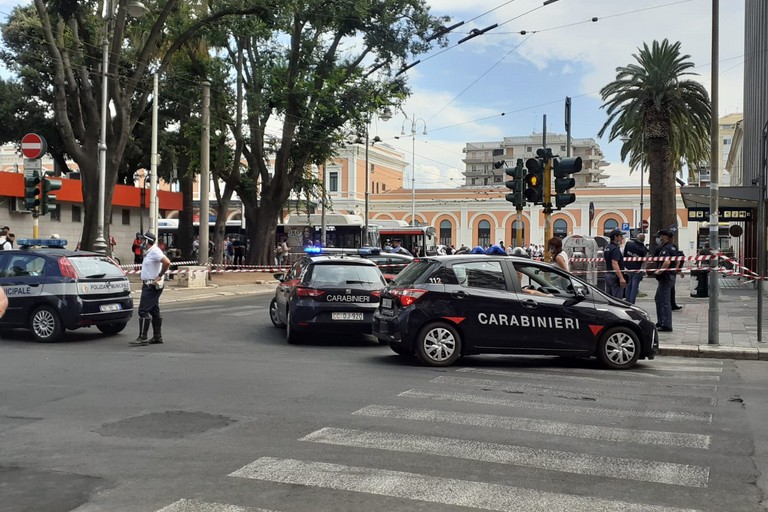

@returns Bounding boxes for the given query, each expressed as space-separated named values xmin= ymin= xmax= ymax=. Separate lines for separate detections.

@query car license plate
xmin=381 ymin=298 xmax=393 ymax=309
xmin=99 ymin=304 xmax=122 ymax=312
xmin=331 ymin=312 xmax=364 ymax=321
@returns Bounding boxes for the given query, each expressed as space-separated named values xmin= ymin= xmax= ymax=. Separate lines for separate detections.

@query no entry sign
xmin=21 ymin=133 xmax=47 ymax=159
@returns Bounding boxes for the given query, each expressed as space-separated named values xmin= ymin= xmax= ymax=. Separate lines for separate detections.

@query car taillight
xmin=391 ymin=288 xmax=427 ymax=307
xmin=296 ymin=287 xmax=326 ymax=298
xmin=58 ymin=257 xmax=78 ymax=279
xmin=371 ymin=290 xmax=381 ymax=297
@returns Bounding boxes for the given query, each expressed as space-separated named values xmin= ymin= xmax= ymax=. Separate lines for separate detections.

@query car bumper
xmin=62 ymin=296 xmax=134 ymax=329
xmin=290 ymin=306 xmax=377 ymax=334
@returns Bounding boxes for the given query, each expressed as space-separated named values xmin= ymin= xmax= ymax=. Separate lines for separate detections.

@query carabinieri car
xmin=270 ymin=251 xmax=387 ymax=344
xmin=0 ymin=239 xmax=133 ymax=342
xmin=372 ymin=254 xmax=658 ymax=369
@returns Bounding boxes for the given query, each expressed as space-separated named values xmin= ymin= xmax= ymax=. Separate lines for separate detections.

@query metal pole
xmin=364 ymin=121 xmax=370 ymax=244
xmin=321 ymin=163 xmax=327 ymax=247
xmin=565 ymin=96 xmax=571 ymax=157
xmin=640 ymin=133 xmax=645 ymax=232
xmin=149 ymin=73 xmax=159 ymax=236
xmin=411 ymin=115 xmax=416 ymax=226
xmin=543 ymin=115 xmax=552 ymax=262
xmin=708 ymin=0 xmax=719 ymax=345
xmin=515 ymin=210 xmax=523 ymax=248
xmin=758 ymin=119 xmax=767 ymax=342
xmin=199 ymin=81 xmax=211 ymax=266
xmin=94 ymin=0 xmax=112 ymax=255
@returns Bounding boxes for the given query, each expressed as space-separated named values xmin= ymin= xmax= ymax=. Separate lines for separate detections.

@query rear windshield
xmin=309 ymin=263 xmax=385 ymax=286
xmin=68 ymin=256 xmax=125 ymax=279
xmin=391 ymin=259 xmax=441 ymax=286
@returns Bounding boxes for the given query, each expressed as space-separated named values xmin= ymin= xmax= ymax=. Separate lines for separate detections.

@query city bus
xmin=157 ymin=218 xmax=245 ymax=250
xmin=376 ymin=223 xmax=437 ymax=257
xmin=276 ymin=213 xmax=379 ymax=251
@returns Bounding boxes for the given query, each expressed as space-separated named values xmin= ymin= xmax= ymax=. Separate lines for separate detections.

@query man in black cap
xmin=130 ymin=231 xmax=170 ymax=346
xmin=623 ymin=233 xmax=648 ymax=304
xmin=652 ymin=229 xmax=676 ymax=332
xmin=603 ymin=229 xmax=627 ymax=298
xmin=391 ymin=238 xmax=412 ymax=256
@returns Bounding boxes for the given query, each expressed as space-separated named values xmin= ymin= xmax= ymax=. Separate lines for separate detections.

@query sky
xmin=371 ymin=0 xmax=745 ymax=189
xmin=0 ymin=0 xmax=745 ymax=189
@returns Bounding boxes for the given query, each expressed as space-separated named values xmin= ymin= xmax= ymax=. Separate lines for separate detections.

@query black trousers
xmin=138 ymin=283 xmax=163 ymax=319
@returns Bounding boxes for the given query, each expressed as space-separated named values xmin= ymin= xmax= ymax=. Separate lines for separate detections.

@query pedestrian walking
xmin=604 ymin=229 xmax=627 ymax=298
xmin=0 ymin=227 xmax=12 ymax=250
xmin=130 ymin=232 xmax=170 ymax=346
xmin=548 ymin=237 xmax=570 ymax=272
xmin=652 ymin=229 xmax=676 ymax=332
xmin=131 ymin=233 xmax=144 ymax=265
xmin=623 ymin=233 xmax=648 ymax=304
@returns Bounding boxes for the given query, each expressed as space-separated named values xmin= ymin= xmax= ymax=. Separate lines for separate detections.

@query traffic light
xmin=553 ymin=156 xmax=583 ymax=208
xmin=524 ymin=152 xmax=545 ymax=204
xmin=504 ymin=158 xmax=526 ymax=209
xmin=24 ymin=172 xmax=42 ymax=213
xmin=40 ymin=173 xmax=62 ymax=215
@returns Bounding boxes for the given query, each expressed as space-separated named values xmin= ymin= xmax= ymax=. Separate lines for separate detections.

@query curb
xmin=659 ymin=344 xmax=768 ymax=361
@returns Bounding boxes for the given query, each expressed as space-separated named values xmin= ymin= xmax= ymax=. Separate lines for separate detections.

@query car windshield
xmin=309 ymin=263 xmax=384 ymax=286
xmin=68 ymin=255 xmax=125 ymax=278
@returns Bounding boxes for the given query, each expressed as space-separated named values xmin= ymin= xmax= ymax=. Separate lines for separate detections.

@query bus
xmin=276 ymin=214 xmax=379 ymax=252
xmin=157 ymin=218 xmax=246 ymax=251
xmin=376 ymin=223 xmax=437 ymax=257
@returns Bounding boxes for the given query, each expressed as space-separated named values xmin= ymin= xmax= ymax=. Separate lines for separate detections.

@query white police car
xmin=0 ymin=239 xmax=133 ymax=342
xmin=373 ymin=254 xmax=658 ymax=369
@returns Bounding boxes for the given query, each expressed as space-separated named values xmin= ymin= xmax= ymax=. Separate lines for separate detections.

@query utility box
xmin=563 ymin=234 xmax=600 ymax=286
xmin=177 ymin=266 xmax=207 ymax=288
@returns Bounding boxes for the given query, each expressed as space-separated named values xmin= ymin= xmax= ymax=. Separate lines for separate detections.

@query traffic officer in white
xmin=130 ymin=231 xmax=170 ymax=346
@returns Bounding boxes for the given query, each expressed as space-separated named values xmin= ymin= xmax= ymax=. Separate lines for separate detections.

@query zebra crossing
xmin=156 ymin=358 xmax=736 ymax=512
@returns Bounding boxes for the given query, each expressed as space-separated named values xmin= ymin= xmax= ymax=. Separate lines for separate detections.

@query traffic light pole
xmin=542 ymin=116 xmax=553 ymax=262
xmin=516 ymin=207 xmax=523 ymax=248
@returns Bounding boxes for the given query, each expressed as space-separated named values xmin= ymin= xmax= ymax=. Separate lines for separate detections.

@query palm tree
xmin=598 ymin=39 xmax=710 ymax=246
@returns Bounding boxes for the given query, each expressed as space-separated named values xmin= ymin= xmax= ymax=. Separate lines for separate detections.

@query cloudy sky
xmin=0 ymin=0 xmax=744 ymax=189
xmin=373 ymin=0 xmax=745 ymax=188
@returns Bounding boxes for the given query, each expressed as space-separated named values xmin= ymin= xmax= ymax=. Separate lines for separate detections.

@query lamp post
xmin=364 ymin=109 xmax=390 ymax=245
xmin=402 ymin=114 xmax=427 ymax=226
xmin=96 ymin=0 xmax=148 ymax=254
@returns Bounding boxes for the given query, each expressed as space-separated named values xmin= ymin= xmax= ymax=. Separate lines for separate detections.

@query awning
xmin=680 ymin=185 xmax=760 ymax=209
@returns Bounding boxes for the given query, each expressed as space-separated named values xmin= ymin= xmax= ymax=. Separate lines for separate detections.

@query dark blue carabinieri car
xmin=372 ymin=255 xmax=658 ymax=369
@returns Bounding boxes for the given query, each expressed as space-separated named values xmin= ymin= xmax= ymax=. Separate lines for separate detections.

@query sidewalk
xmin=129 ymin=272 xmax=768 ymax=361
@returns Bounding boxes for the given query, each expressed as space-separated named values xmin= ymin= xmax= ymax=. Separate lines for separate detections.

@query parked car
xmin=0 ymin=239 xmax=133 ymax=342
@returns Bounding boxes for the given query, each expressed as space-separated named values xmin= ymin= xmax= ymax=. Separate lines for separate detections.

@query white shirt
xmin=0 ymin=237 xmax=11 ymax=250
xmin=141 ymin=244 xmax=165 ymax=281
xmin=555 ymin=251 xmax=570 ymax=272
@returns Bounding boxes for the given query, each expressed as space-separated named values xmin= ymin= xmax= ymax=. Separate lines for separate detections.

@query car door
xmin=276 ymin=257 xmax=310 ymax=322
xmin=441 ymin=259 xmax=518 ymax=351
xmin=510 ymin=260 xmax=598 ymax=353
xmin=0 ymin=253 xmax=47 ymax=327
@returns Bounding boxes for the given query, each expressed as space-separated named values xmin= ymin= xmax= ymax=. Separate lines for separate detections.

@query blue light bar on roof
xmin=18 ymin=238 xmax=67 ymax=248
xmin=303 ymin=246 xmax=381 ymax=256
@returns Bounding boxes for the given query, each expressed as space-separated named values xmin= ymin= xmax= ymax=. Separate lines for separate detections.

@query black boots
xmin=130 ymin=318 xmax=151 ymax=346
xmin=149 ymin=317 xmax=163 ymax=344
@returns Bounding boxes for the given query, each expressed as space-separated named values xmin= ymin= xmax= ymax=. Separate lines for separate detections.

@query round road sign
xmin=21 ymin=133 xmax=47 ymax=159
xmin=642 ymin=219 xmax=649 ymax=230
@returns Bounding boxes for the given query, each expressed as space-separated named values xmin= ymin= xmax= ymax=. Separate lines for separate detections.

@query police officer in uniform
xmin=603 ymin=229 xmax=627 ymax=298
xmin=653 ymin=229 xmax=676 ymax=332
xmin=130 ymin=232 xmax=170 ymax=346
xmin=623 ymin=233 xmax=648 ymax=304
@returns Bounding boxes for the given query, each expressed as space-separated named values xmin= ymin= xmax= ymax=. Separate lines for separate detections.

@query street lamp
xmin=364 ymin=108 xmax=391 ymax=244
xmin=95 ymin=0 xmax=148 ymax=254
xmin=401 ymin=114 xmax=427 ymax=226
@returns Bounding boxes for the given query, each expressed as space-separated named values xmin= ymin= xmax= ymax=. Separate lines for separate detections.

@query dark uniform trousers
xmin=654 ymin=274 xmax=675 ymax=329
xmin=139 ymin=282 xmax=163 ymax=319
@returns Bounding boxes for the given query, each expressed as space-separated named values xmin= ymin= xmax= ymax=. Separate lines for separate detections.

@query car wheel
xmin=597 ymin=326 xmax=641 ymax=369
xmin=286 ymin=309 xmax=300 ymax=344
xmin=30 ymin=305 xmax=63 ymax=343
xmin=269 ymin=298 xmax=285 ymax=328
xmin=415 ymin=322 xmax=461 ymax=367
xmin=96 ymin=322 xmax=128 ymax=335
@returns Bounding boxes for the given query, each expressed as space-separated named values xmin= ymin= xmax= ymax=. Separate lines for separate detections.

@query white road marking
xmin=631 ymin=365 xmax=723 ymax=374
xmin=301 ymin=427 xmax=710 ymax=487
xmin=457 ymin=367 xmax=719 ymax=391
xmin=353 ymin=405 xmax=711 ymax=449
xmin=223 ymin=311 xmax=260 ymax=317
xmin=530 ymin=366 xmax=721 ymax=381
xmin=230 ymin=457 xmax=703 ymax=512
xmin=398 ymin=389 xmax=712 ymax=424
xmin=156 ymin=499 xmax=278 ymax=512
xmin=432 ymin=375 xmax=717 ymax=406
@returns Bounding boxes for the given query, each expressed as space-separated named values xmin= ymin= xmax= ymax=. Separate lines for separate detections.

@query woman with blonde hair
xmin=548 ymin=237 xmax=570 ymax=272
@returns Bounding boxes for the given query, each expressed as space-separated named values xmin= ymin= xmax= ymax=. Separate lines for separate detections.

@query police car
xmin=269 ymin=249 xmax=387 ymax=343
xmin=0 ymin=239 xmax=133 ymax=342
xmin=372 ymin=254 xmax=658 ymax=369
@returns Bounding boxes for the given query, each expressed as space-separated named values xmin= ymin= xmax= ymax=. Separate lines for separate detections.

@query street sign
xmin=688 ymin=207 xmax=753 ymax=222
xmin=21 ymin=133 xmax=47 ymax=160
xmin=621 ymin=222 xmax=630 ymax=231
xmin=23 ymin=158 xmax=42 ymax=173
xmin=642 ymin=219 xmax=649 ymax=230
xmin=588 ymin=201 xmax=595 ymax=221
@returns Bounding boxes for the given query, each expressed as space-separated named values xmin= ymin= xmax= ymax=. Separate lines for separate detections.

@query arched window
xmin=603 ymin=218 xmax=619 ymax=236
xmin=553 ymin=219 xmax=567 ymax=239
xmin=439 ymin=220 xmax=452 ymax=246
xmin=477 ymin=220 xmax=491 ymax=248
xmin=510 ymin=220 xmax=525 ymax=247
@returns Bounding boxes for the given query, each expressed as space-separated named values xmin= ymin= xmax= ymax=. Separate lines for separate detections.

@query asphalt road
xmin=1 ymin=294 xmax=767 ymax=512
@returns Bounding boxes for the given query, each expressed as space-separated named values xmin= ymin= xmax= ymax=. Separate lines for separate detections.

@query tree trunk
xmin=178 ymin=170 xmax=194 ymax=261
xmin=647 ymin=137 xmax=677 ymax=252
xmin=243 ymin=198 xmax=279 ymax=266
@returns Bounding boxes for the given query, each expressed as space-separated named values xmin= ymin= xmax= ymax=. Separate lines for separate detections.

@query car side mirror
xmin=273 ymin=273 xmax=286 ymax=282
xmin=575 ymin=287 xmax=588 ymax=297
